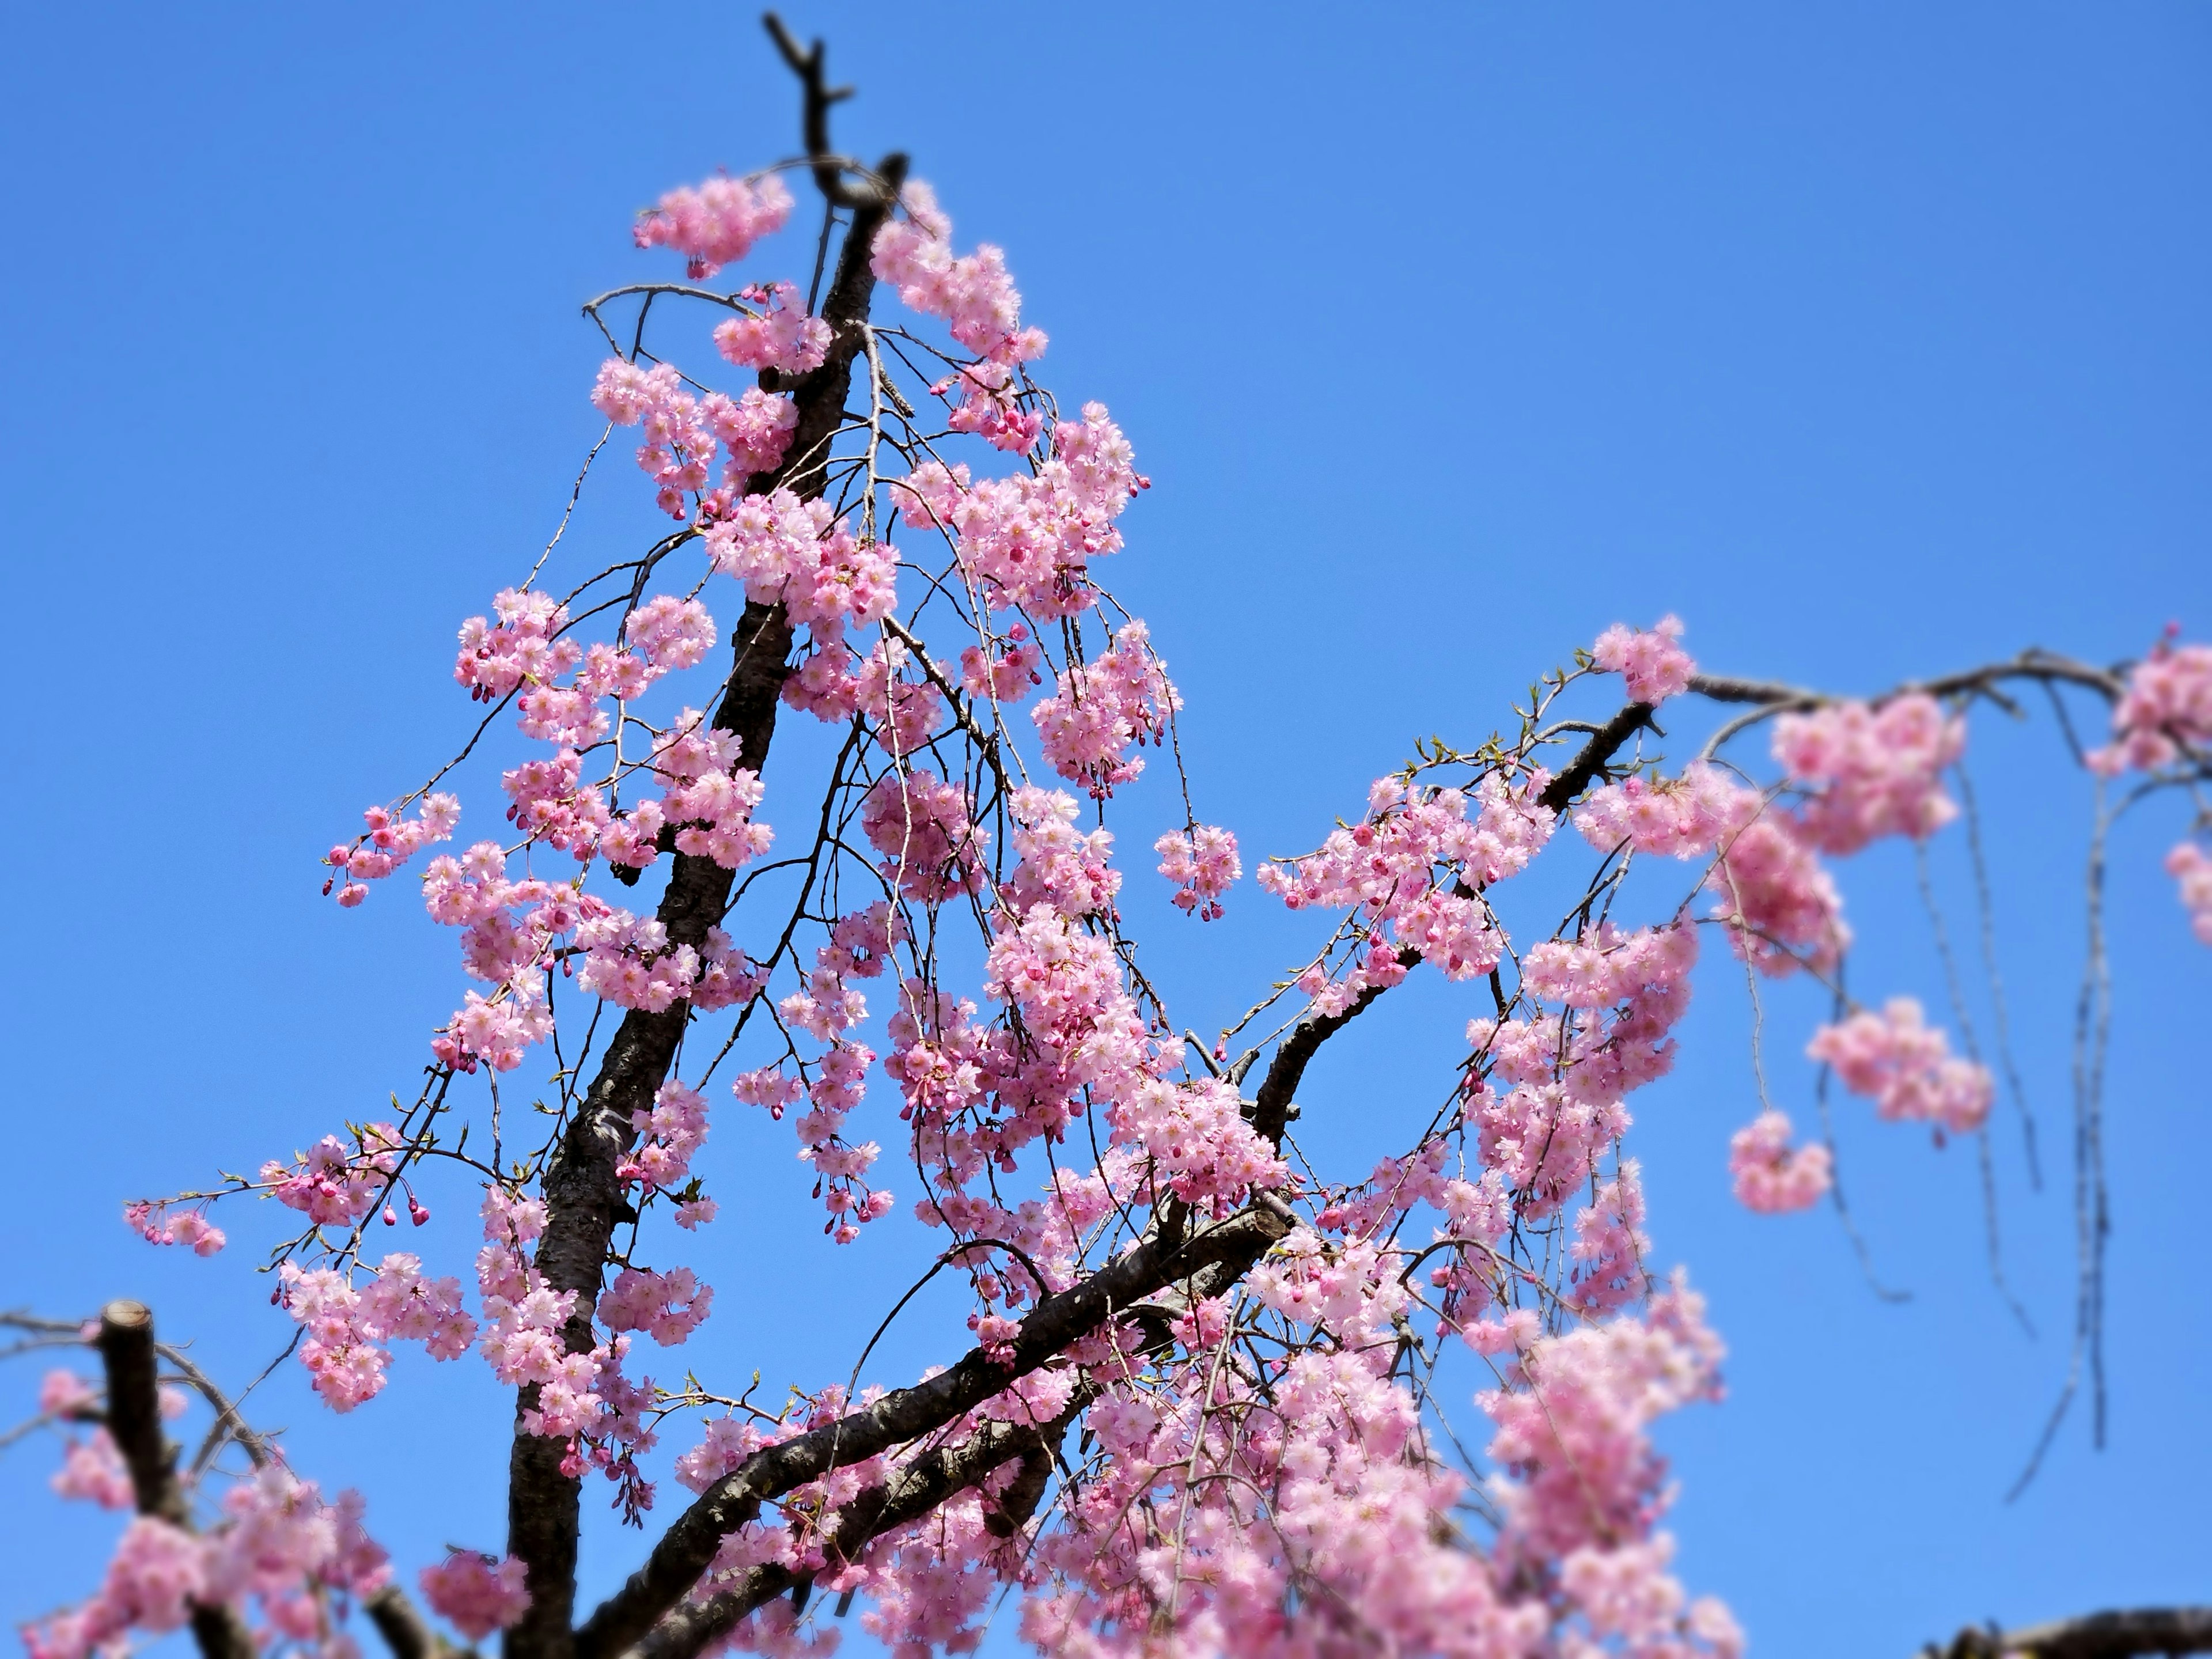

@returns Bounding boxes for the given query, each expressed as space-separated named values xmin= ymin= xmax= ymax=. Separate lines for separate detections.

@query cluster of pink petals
xmin=1573 ymin=761 xmax=1749 ymax=859
xmin=1728 ymin=1110 xmax=1834 ymax=1213
xmin=26 ymin=1469 xmax=391 ymax=1659
xmin=1001 ymin=786 xmax=1120 ymax=919
xmin=2166 ymin=841 xmax=2212 ymax=945
xmin=1575 ymin=766 xmax=1848 ymax=978
xmin=1263 ymin=771 xmax=1556 ymax=1013
xmin=50 ymin=1429 xmax=134 ymax=1510
xmin=632 ymin=172 xmax=793 ymax=279
xmin=2089 ymin=635 xmax=2212 ymax=775
xmin=1032 ymin=622 xmax=1179 ymax=798
xmin=1481 ymin=1274 xmax=1725 ymax=1564
xmin=1809 ymin=997 xmax=1993 ymax=1133
xmin=959 ymin=626 xmax=1044 ymax=702
xmin=1591 ymin=614 xmax=1696 ymax=705
xmin=862 ymin=769 xmax=988 ymax=903
xmin=703 ymin=486 xmax=897 ymax=632
xmin=714 ymin=281 xmax=831 ymax=376
xmin=597 ymin=1266 xmax=712 ymax=1346
xmin=418 ymin=1549 xmax=532 ymax=1640
xmin=259 ymin=1122 xmax=403 ymax=1227
xmin=278 ymin=1252 xmax=476 ymax=1412
xmin=1773 ymin=692 xmax=1964 ymax=854
xmin=1461 ymin=923 xmax=1698 ymax=1218
xmin=619 ymin=1079 xmax=711 ymax=1203
xmin=592 ymin=359 xmax=797 ymax=517
xmin=323 ymin=793 xmax=460 ymax=908
xmin=1707 ymin=813 xmax=1850 ymax=976
xmin=895 ymin=403 xmax=1144 ymax=620
xmin=122 ymin=1202 xmax=226 ymax=1256
xmin=1111 ymin=1077 xmax=1286 ymax=1215
xmin=1153 ymin=824 xmax=1240 ymax=919
xmin=871 ymin=180 xmax=1043 ymax=363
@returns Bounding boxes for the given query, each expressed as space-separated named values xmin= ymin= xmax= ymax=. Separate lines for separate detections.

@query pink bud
xmin=409 ymin=1199 xmax=431 ymax=1226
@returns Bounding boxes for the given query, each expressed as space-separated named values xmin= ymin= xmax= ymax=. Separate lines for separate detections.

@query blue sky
xmin=2 ymin=4 xmax=2208 ymax=1655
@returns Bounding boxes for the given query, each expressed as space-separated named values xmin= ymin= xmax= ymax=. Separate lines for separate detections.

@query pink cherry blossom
xmin=1728 ymin=1110 xmax=1834 ymax=1213
xmin=419 ymin=1550 xmax=532 ymax=1641
xmin=1591 ymin=613 xmax=1696 ymax=704
xmin=1809 ymin=997 xmax=1994 ymax=1134
xmin=632 ymin=172 xmax=794 ymax=278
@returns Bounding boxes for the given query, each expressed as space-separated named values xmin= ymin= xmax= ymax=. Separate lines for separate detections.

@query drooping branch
xmin=1926 ymin=1607 xmax=2212 ymax=1659
xmin=93 ymin=1301 xmax=257 ymax=1659
xmin=503 ymin=37 xmax=907 ymax=1659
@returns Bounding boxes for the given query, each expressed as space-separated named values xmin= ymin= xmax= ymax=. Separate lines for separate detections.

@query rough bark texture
xmin=502 ymin=154 xmax=904 ymax=1659
xmin=95 ymin=1301 xmax=259 ymax=1659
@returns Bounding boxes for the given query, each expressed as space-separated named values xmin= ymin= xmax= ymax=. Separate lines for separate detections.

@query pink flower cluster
xmin=714 ymin=282 xmax=831 ymax=376
xmin=619 ymin=1079 xmax=714 ymax=1225
xmin=322 ymin=793 xmax=460 ymax=908
xmin=592 ymin=360 xmax=796 ymax=517
xmin=418 ymin=1549 xmax=532 ymax=1641
xmin=597 ymin=1267 xmax=712 ymax=1346
xmin=862 ymin=769 xmax=988 ymax=904
xmin=279 ymin=1252 xmax=476 ymax=1412
xmin=2166 ymin=841 xmax=2212 ymax=945
xmin=632 ymin=172 xmax=794 ymax=279
xmin=122 ymin=1202 xmax=225 ymax=1256
xmin=1001 ymin=786 xmax=1120 ymax=919
xmin=1465 ymin=923 xmax=1698 ymax=1216
xmin=50 ymin=1429 xmax=134 ymax=1510
xmin=704 ymin=486 xmax=897 ymax=634
xmin=1032 ymin=622 xmax=1180 ymax=798
xmin=26 ymin=1469 xmax=391 ymax=1659
xmin=1809 ymin=997 xmax=1993 ymax=1134
xmin=1111 ymin=1077 xmax=1286 ymax=1215
xmin=260 ymin=1121 xmax=403 ymax=1227
xmin=2089 ymin=634 xmax=2212 ymax=775
xmin=895 ymin=402 xmax=1145 ymax=620
xmin=872 ymin=180 xmax=1043 ymax=363
xmin=1575 ymin=763 xmax=1851 ymax=978
xmin=1154 ymin=824 xmax=1239 ymax=919
xmin=1480 ymin=1274 xmax=1726 ymax=1571
xmin=2077 ymin=634 xmax=2212 ymax=941
xmin=1262 ymin=771 xmax=1556 ymax=1012
xmin=474 ymin=1188 xmax=612 ymax=1441
xmin=1727 ymin=1111 xmax=1833 ymax=1213
xmin=1773 ymin=693 xmax=1963 ymax=854
xmin=1590 ymin=614 xmax=1695 ymax=705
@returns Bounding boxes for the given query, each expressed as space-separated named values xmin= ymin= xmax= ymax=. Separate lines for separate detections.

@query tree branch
xmin=571 ymin=1206 xmax=1285 ymax=1659
xmin=623 ymin=1400 xmax=1087 ymax=1659
xmin=1688 ymin=649 xmax=2126 ymax=712
xmin=502 ymin=58 xmax=908 ymax=1659
xmin=366 ymin=1585 xmax=475 ymax=1659
xmin=1927 ymin=1607 xmax=2212 ymax=1659
xmin=94 ymin=1301 xmax=257 ymax=1659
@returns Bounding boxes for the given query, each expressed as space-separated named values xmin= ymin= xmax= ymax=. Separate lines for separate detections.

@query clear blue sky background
xmin=3 ymin=5 xmax=2208 ymax=1656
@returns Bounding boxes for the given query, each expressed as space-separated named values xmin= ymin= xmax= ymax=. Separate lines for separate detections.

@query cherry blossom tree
xmin=11 ymin=19 xmax=2212 ymax=1659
